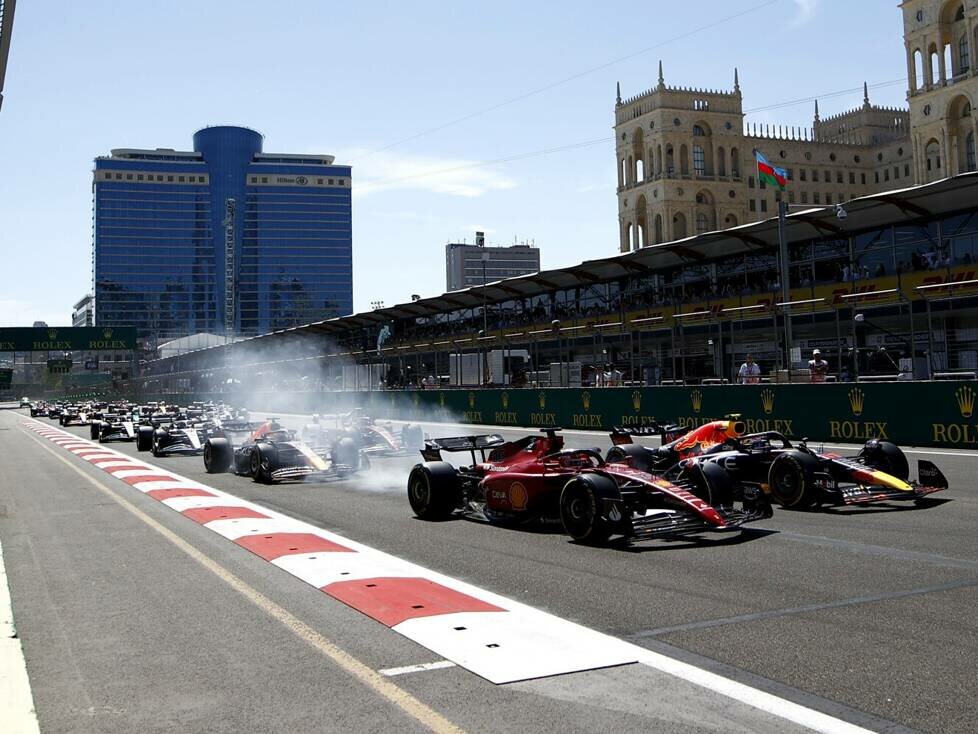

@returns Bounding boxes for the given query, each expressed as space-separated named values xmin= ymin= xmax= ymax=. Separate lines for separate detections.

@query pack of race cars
xmin=25 ymin=397 xmax=951 ymax=547
xmin=24 ymin=399 xmax=425 ymax=485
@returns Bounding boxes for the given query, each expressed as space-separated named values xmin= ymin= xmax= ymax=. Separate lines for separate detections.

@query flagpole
xmin=777 ymin=198 xmax=792 ymax=380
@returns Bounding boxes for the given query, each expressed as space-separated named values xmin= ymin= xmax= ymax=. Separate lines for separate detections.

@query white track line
xmin=379 ymin=661 xmax=457 ymax=677
xmin=0 ymin=537 xmax=41 ymax=734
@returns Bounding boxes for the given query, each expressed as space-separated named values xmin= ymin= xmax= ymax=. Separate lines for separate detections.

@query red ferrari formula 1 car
xmin=607 ymin=418 xmax=948 ymax=509
xmin=407 ymin=428 xmax=771 ymax=545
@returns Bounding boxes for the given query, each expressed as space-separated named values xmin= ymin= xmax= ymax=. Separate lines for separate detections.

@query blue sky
xmin=0 ymin=0 xmax=909 ymax=326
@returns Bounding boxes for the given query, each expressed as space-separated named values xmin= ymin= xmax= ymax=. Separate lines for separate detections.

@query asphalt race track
xmin=2 ymin=406 xmax=976 ymax=733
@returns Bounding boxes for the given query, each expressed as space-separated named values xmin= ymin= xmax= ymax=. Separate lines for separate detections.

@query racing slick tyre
xmin=401 ymin=424 xmax=425 ymax=452
xmin=857 ymin=440 xmax=910 ymax=481
xmin=251 ymin=445 xmax=277 ymax=484
xmin=559 ymin=474 xmax=619 ymax=545
xmin=685 ymin=462 xmax=735 ymax=508
xmin=203 ymin=438 xmax=233 ymax=474
xmin=136 ymin=427 xmax=153 ymax=452
xmin=90 ymin=421 xmax=101 ymax=441
xmin=605 ymin=443 xmax=654 ymax=472
xmin=331 ymin=437 xmax=361 ymax=477
xmin=768 ymin=451 xmax=820 ymax=509
xmin=407 ymin=462 xmax=461 ymax=520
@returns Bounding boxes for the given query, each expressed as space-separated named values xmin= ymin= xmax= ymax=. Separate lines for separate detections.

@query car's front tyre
xmin=559 ymin=474 xmax=618 ymax=545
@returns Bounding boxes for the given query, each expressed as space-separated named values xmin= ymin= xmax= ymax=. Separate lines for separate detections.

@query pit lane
xmin=6 ymin=408 xmax=978 ymax=732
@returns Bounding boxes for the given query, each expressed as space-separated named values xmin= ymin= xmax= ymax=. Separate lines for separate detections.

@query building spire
xmin=863 ymin=81 xmax=870 ymax=107
xmin=657 ymin=60 xmax=665 ymax=89
xmin=734 ymin=67 xmax=740 ymax=93
xmin=616 ymin=81 xmax=621 ymax=105
xmin=814 ymin=98 xmax=820 ymax=122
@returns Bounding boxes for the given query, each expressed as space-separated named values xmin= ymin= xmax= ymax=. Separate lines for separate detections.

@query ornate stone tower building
xmin=902 ymin=0 xmax=978 ymax=182
xmin=614 ymin=1 xmax=978 ymax=253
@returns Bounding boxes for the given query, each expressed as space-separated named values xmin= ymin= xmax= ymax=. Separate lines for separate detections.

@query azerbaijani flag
xmin=755 ymin=150 xmax=788 ymax=191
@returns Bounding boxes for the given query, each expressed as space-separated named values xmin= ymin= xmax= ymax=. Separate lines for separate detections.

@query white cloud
xmin=333 ymin=148 xmax=518 ymax=199
xmin=790 ymin=0 xmax=818 ymax=28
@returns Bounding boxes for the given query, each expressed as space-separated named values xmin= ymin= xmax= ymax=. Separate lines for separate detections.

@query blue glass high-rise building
xmin=93 ymin=126 xmax=352 ymax=341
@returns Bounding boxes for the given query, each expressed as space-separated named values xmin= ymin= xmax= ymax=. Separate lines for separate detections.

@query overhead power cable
xmin=351 ymin=0 xmax=782 ymax=163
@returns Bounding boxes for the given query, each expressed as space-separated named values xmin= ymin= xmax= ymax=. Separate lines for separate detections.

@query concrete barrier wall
xmin=128 ymin=382 xmax=978 ymax=449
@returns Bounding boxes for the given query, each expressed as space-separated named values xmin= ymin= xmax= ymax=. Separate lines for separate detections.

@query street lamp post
xmin=481 ymin=252 xmax=490 ymax=334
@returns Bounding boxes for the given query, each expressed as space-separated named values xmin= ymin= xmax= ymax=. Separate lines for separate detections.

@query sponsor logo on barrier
xmin=571 ymin=390 xmax=602 ymax=428
xmin=530 ymin=412 xmax=558 ymax=426
xmin=632 ymin=390 xmax=642 ymax=412
xmin=761 ymin=388 xmax=774 ymax=415
xmin=463 ymin=410 xmax=484 ymax=423
xmin=849 ymin=388 xmax=865 ymax=416
xmin=501 ymin=391 xmax=509 ymax=409
xmin=468 ymin=392 xmax=476 ymax=409
xmin=691 ymin=389 xmax=702 ymax=414
xmin=956 ymin=386 xmax=974 ymax=418
xmin=439 ymin=392 xmax=446 ymax=407
xmin=829 ymin=420 xmax=889 ymax=440
xmin=538 ymin=392 xmax=546 ymax=409
xmin=494 ymin=410 xmax=521 ymax=425
xmin=618 ymin=415 xmax=660 ymax=427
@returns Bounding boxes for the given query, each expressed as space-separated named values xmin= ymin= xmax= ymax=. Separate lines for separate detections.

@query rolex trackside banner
xmin=0 ymin=327 xmax=137 ymax=352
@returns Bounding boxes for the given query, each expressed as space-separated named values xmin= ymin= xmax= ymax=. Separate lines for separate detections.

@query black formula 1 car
xmin=29 ymin=401 xmax=50 ymax=417
xmin=91 ymin=412 xmax=137 ymax=443
xmin=137 ymin=419 xmax=219 ymax=456
xmin=608 ymin=419 xmax=949 ymax=509
xmin=59 ymin=405 xmax=92 ymax=427
xmin=203 ymin=420 xmax=368 ymax=483
xmin=408 ymin=428 xmax=771 ymax=545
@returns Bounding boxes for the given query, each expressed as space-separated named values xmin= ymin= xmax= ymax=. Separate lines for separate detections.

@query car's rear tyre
xmin=768 ymin=451 xmax=819 ymax=508
xmin=90 ymin=421 xmax=101 ymax=440
xmin=251 ymin=446 xmax=276 ymax=484
xmin=203 ymin=438 xmax=232 ymax=474
xmin=401 ymin=424 xmax=425 ymax=452
xmin=407 ymin=462 xmax=461 ymax=520
xmin=605 ymin=443 xmax=654 ymax=472
xmin=136 ymin=427 xmax=153 ymax=452
xmin=858 ymin=440 xmax=909 ymax=481
xmin=331 ymin=437 xmax=360 ymax=476
xmin=559 ymin=474 xmax=618 ymax=545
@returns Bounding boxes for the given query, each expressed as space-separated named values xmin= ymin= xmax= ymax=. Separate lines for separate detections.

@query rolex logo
xmin=581 ymin=391 xmax=592 ymax=412
xmin=468 ymin=392 xmax=476 ymax=409
xmin=848 ymin=388 xmax=865 ymax=416
xmin=632 ymin=390 xmax=642 ymax=413
xmin=956 ymin=386 xmax=975 ymax=418
xmin=501 ymin=391 xmax=509 ymax=409
xmin=48 ymin=328 xmax=58 ymax=339
xmin=691 ymin=388 xmax=702 ymax=414
xmin=103 ymin=327 xmax=113 ymax=339
xmin=760 ymin=388 xmax=774 ymax=415
xmin=538 ymin=392 xmax=546 ymax=409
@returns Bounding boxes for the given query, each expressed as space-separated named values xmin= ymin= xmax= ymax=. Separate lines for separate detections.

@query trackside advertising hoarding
xmin=131 ymin=382 xmax=978 ymax=449
xmin=0 ymin=327 xmax=136 ymax=352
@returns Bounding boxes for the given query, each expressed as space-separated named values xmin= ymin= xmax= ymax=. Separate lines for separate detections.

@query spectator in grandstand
xmin=809 ymin=349 xmax=829 ymax=383
xmin=738 ymin=354 xmax=761 ymax=384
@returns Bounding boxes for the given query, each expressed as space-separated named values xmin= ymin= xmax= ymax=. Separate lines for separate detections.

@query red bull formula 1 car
xmin=407 ymin=428 xmax=771 ymax=545
xmin=203 ymin=419 xmax=367 ymax=483
xmin=607 ymin=418 xmax=948 ymax=509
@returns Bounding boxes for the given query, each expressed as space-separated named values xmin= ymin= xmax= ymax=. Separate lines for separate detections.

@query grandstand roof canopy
xmin=154 ymin=172 xmax=978 ymax=359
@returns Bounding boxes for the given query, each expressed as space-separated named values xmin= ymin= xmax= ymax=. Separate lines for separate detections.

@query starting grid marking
xmin=22 ymin=420 xmax=877 ymax=733
xmin=22 ymin=420 xmax=638 ymax=685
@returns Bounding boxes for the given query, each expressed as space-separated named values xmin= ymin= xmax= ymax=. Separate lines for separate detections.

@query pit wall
xmin=126 ymin=382 xmax=978 ymax=449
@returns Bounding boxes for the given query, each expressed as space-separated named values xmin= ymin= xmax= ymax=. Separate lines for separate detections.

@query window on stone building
xmin=801 ymin=192 xmax=808 ymax=204
xmin=849 ymin=172 xmax=856 ymax=184
xmin=827 ymin=194 xmax=833 ymax=204
xmin=761 ymin=199 xmax=768 ymax=213
xmin=894 ymin=167 xmax=900 ymax=179
xmin=800 ymin=169 xmax=807 ymax=181
xmin=905 ymin=164 xmax=911 ymax=177
xmin=875 ymin=172 xmax=880 ymax=183
xmin=967 ymin=132 xmax=976 ymax=171
xmin=961 ymin=35 xmax=971 ymax=73
xmin=696 ymin=213 xmax=709 ymax=233
xmin=693 ymin=145 xmax=706 ymax=175
xmin=693 ymin=125 xmax=706 ymax=137
xmin=788 ymin=192 xmax=795 ymax=204
xmin=749 ymin=175 xmax=755 ymax=188
xmin=814 ymin=193 xmax=820 ymax=204
xmin=884 ymin=169 xmax=890 ymax=181
xmin=749 ymin=199 xmax=756 ymax=212
xmin=861 ymin=173 xmax=867 ymax=184
xmin=812 ymin=170 xmax=819 ymax=182
xmin=825 ymin=170 xmax=831 ymax=182
xmin=836 ymin=172 xmax=843 ymax=184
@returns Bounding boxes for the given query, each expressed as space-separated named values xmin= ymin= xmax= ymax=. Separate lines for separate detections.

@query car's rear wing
xmin=610 ymin=422 xmax=686 ymax=446
xmin=420 ymin=434 xmax=506 ymax=463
